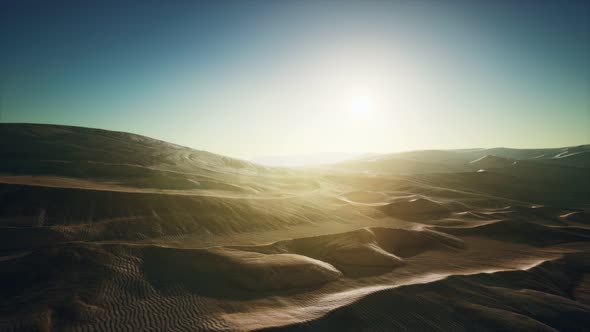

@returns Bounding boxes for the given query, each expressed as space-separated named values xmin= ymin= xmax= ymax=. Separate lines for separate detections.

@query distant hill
xmin=0 ymin=123 xmax=263 ymax=172
xmin=329 ymin=145 xmax=590 ymax=174
xmin=252 ymin=152 xmax=372 ymax=167
xmin=0 ymin=123 xmax=279 ymax=192
xmin=468 ymin=155 xmax=515 ymax=170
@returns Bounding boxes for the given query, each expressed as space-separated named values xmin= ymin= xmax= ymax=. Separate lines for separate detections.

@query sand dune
xmin=380 ymin=197 xmax=452 ymax=221
xmin=561 ymin=211 xmax=590 ymax=225
xmin=144 ymin=246 xmax=343 ymax=292
xmin=468 ymin=154 xmax=515 ymax=170
xmin=266 ymin=253 xmax=590 ymax=332
xmin=1 ymin=124 xmax=589 ymax=331
xmin=229 ymin=227 xmax=464 ymax=277
xmin=329 ymin=145 xmax=590 ymax=175
xmin=434 ymin=220 xmax=590 ymax=246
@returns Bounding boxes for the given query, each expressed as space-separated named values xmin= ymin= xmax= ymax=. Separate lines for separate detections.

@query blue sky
xmin=1 ymin=0 xmax=589 ymax=158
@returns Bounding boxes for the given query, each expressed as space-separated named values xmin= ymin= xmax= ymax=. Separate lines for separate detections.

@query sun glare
xmin=350 ymin=95 xmax=373 ymax=118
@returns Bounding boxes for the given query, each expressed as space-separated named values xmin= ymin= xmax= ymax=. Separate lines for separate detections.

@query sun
xmin=350 ymin=95 xmax=373 ymax=118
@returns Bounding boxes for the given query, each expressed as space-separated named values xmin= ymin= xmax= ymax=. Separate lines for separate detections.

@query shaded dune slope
xmin=434 ymin=220 xmax=590 ymax=246
xmin=230 ymin=227 xmax=465 ymax=276
xmin=265 ymin=253 xmax=590 ymax=332
xmin=144 ymin=246 xmax=343 ymax=293
xmin=380 ymin=197 xmax=452 ymax=221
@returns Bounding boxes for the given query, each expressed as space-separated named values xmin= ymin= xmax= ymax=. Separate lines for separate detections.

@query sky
xmin=1 ymin=0 xmax=589 ymax=158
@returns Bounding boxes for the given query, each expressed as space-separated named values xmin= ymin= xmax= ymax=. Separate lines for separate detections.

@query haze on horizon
xmin=1 ymin=0 xmax=589 ymax=159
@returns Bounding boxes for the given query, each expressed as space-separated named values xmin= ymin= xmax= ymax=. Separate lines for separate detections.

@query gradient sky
xmin=1 ymin=0 xmax=589 ymax=158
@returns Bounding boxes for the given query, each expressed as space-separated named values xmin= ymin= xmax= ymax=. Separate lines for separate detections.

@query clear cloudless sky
xmin=1 ymin=0 xmax=589 ymax=158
